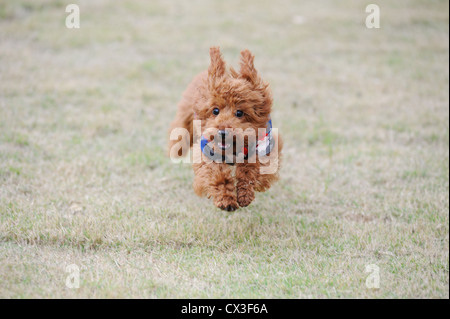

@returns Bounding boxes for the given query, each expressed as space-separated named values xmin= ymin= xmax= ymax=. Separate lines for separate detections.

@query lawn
xmin=0 ymin=0 xmax=448 ymax=298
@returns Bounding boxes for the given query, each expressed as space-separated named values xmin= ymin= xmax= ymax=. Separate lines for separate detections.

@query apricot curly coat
xmin=168 ymin=47 xmax=283 ymax=211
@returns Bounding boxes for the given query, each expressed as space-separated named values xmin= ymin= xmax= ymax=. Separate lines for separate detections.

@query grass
xmin=0 ymin=0 xmax=449 ymax=298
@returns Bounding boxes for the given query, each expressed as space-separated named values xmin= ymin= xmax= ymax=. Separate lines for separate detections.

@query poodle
xmin=168 ymin=47 xmax=282 ymax=211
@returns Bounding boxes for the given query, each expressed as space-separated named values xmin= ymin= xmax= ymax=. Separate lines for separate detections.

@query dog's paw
xmin=237 ymin=188 xmax=255 ymax=207
xmin=215 ymin=196 xmax=239 ymax=212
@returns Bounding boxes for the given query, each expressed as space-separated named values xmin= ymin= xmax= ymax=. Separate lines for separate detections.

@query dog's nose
xmin=217 ymin=130 xmax=228 ymax=138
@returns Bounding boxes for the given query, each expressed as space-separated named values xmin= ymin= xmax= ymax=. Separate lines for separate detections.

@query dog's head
xmin=195 ymin=47 xmax=272 ymax=157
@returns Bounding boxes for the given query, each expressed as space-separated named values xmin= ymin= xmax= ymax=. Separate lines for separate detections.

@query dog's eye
xmin=235 ymin=110 xmax=244 ymax=118
xmin=213 ymin=108 xmax=220 ymax=116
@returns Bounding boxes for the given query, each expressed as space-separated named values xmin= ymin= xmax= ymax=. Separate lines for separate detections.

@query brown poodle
xmin=168 ymin=47 xmax=282 ymax=211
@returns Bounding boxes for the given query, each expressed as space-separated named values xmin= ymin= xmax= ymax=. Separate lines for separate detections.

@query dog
xmin=168 ymin=47 xmax=282 ymax=211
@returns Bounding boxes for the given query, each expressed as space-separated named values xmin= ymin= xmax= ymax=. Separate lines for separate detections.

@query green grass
xmin=0 ymin=0 xmax=449 ymax=298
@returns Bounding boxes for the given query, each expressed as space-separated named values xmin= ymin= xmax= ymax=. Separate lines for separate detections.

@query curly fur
xmin=168 ymin=47 xmax=283 ymax=211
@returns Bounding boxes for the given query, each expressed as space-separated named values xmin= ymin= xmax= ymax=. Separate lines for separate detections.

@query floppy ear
xmin=208 ymin=47 xmax=226 ymax=78
xmin=240 ymin=49 xmax=273 ymax=116
xmin=239 ymin=49 xmax=259 ymax=84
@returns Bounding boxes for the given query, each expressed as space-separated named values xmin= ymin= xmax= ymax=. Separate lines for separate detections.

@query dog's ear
xmin=239 ymin=49 xmax=259 ymax=84
xmin=208 ymin=47 xmax=226 ymax=78
xmin=240 ymin=49 xmax=272 ymax=116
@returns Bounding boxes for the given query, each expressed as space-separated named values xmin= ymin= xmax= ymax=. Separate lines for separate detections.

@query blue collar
xmin=200 ymin=118 xmax=274 ymax=163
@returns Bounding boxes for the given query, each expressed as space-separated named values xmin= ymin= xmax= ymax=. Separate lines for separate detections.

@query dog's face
xmin=194 ymin=48 xmax=272 ymax=156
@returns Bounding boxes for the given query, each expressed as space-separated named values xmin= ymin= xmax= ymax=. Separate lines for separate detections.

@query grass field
xmin=0 ymin=0 xmax=449 ymax=298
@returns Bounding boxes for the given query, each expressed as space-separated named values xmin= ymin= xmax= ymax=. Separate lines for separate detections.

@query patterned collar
xmin=199 ymin=118 xmax=274 ymax=164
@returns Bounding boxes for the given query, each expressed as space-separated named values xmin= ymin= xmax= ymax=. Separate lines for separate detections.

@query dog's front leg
xmin=193 ymin=163 xmax=238 ymax=211
xmin=236 ymin=162 xmax=259 ymax=207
